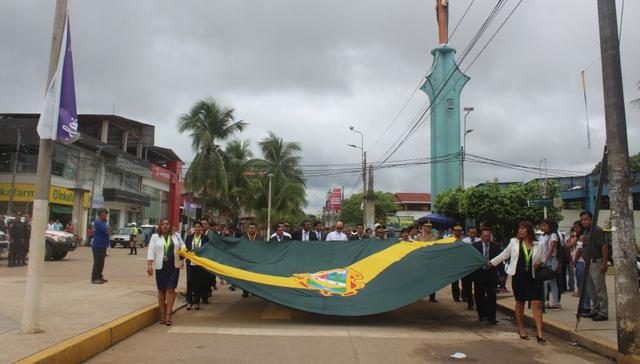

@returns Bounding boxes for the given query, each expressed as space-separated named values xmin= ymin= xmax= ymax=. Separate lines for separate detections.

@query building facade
xmin=0 ymin=114 xmax=182 ymax=241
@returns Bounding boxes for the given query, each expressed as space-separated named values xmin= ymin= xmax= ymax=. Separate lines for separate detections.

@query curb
xmin=496 ymin=300 xmax=639 ymax=363
xmin=16 ymin=295 xmax=187 ymax=364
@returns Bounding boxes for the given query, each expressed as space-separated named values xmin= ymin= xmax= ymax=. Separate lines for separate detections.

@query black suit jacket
xmin=310 ymin=231 xmax=324 ymax=241
xmin=348 ymin=234 xmax=366 ymax=241
xmin=291 ymin=230 xmax=313 ymax=241
xmin=269 ymin=234 xmax=291 ymax=242
xmin=185 ymin=234 xmax=210 ymax=252
xmin=472 ymin=240 xmax=501 ymax=275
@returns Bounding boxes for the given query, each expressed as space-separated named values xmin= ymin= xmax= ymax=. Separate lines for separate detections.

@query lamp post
xmin=348 ymin=126 xmax=366 ymax=226
xmin=266 ymin=173 xmax=273 ymax=239
xmin=461 ymin=107 xmax=474 ymax=188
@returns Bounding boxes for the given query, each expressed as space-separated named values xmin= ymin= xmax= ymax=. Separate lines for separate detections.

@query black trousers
xmin=474 ymin=269 xmax=498 ymax=321
xmin=187 ymin=264 xmax=208 ymax=304
xmin=462 ymin=274 xmax=474 ymax=307
xmin=452 ymin=276 xmax=473 ymax=304
xmin=8 ymin=238 xmax=22 ymax=265
xmin=91 ymin=247 xmax=107 ymax=281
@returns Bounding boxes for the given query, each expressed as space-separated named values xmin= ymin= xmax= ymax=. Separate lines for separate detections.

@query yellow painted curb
xmin=15 ymin=304 xmax=160 ymax=364
xmin=495 ymin=299 xmax=624 ymax=361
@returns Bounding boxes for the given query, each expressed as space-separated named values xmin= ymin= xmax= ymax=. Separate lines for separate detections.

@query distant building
xmin=393 ymin=193 xmax=431 ymax=221
xmin=0 ymin=113 xmax=183 ymax=240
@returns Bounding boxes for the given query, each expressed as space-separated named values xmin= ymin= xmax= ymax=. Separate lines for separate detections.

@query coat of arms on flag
xmin=293 ymin=268 xmax=365 ymax=297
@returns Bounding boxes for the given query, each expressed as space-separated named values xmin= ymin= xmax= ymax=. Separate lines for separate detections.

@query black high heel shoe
xmin=519 ymin=335 xmax=529 ymax=340
xmin=536 ymin=336 xmax=546 ymax=343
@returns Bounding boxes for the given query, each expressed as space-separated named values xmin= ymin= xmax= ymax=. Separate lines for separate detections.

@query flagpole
xmin=22 ymin=0 xmax=68 ymax=334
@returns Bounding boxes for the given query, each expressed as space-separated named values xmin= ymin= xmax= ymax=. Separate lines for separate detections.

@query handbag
xmin=535 ymin=263 xmax=557 ymax=282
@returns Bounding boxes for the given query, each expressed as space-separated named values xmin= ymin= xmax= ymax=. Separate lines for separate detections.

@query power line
xmin=374 ymin=0 xmax=525 ymax=167
xmin=365 ymin=0 xmax=477 ymax=153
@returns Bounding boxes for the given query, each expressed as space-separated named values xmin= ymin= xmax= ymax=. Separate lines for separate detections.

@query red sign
xmin=151 ymin=164 xmax=172 ymax=183
xmin=329 ymin=187 xmax=343 ymax=212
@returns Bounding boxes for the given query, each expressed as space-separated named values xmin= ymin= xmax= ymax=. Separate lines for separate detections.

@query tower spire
xmin=436 ymin=0 xmax=449 ymax=45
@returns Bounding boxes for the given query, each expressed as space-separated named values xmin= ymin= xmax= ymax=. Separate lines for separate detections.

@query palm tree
xmin=217 ymin=140 xmax=257 ymax=225
xmin=253 ymin=132 xmax=307 ymax=225
xmin=178 ymin=98 xmax=247 ymax=202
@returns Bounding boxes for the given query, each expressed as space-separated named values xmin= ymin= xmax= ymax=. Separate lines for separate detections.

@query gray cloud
xmin=1 ymin=0 xmax=638 ymax=214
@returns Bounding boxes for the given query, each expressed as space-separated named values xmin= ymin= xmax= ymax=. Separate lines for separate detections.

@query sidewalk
xmin=496 ymin=273 xmax=622 ymax=360
xmin=0 ymin=246 xmax=182 ymax=363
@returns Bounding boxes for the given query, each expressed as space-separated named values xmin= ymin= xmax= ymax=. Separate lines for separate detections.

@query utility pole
xmin=22 ymin=0 xmax=67 ymax=334
xmin=7 ymin=127 xmax=21 ymax=216
xmin=597 ymin=0 xmax=640 ymax=355
xmin=348 ymin=126 xmax=366 ymax=226
xmin=539 ymin=158 xmax=548 ymax=219
xmin=87 ymin=147 xmax=103 ymax=243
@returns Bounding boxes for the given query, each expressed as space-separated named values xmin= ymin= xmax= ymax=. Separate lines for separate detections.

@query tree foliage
xmin=592 ymin=152 xmax=640 ymax=175
xmin=339 ymin=191 xmax=399 ymax=226
xmin=434 ymin=182 xmax=562 ymax=244
xmin=178 ymin=99 xmax=307 ymax=229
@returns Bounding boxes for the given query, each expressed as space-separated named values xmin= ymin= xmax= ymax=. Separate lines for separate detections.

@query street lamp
xmin=461 ymin=107 xmax=474 ymax=188
xmin=266 ymin=173 xmax=273 ymax=239
xmin=348 ymin=126 xmax=366 ymax=226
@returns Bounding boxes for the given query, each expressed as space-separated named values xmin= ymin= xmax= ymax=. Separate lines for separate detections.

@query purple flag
xmin=57 ymin=17 xmax=78 ymax=142
xmin=37 ymin=13 xmax=78 ymax=143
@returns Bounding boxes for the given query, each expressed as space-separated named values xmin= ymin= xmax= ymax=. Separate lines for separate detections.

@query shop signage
xmin=0 ymin=183 xmax=89 ymax=207
xmin=328 ymin=187 xmax=343 ymax=212
xmin=151 ymin=164 xmax=173 ymax=183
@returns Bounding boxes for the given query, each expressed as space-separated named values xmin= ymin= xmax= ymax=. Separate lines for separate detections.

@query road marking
xmin=168 ymin=326 xmax=520 ymax=340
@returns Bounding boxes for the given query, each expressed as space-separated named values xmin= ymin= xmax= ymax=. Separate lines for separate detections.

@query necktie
xmin=484 ymin=243 xmax=490 ymax=260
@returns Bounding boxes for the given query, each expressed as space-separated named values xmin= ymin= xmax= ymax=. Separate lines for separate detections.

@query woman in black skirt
xmin=490 ymin=221 xmax=546 ymax=343
xmin=185 ymin=221 xmax=209 ymax=311
xmin=147 ymin=218 xmax=185 ymax=326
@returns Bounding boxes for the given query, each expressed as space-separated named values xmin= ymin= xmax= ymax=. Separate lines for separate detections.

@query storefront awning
xmin=103 ymin=188 xmax=150 ymax=207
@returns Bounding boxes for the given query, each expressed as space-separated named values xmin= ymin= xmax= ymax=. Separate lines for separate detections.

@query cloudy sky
xmin=1 ymin=0 xmax=638 ymax=213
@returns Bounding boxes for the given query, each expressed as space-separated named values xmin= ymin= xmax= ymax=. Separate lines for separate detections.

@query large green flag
xmin=181 ymin=235 xmax=486 ymax=316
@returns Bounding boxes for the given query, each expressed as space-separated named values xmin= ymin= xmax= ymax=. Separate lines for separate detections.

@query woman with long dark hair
xmin=185 ymin=221 xmax=209 ymax=311
xmin=490 ymin=221 xmax=546 ymax=343
xmin=540 ymin=219 xmax=561 ymax=310
xmin=147 ymin=218 xmax=185 ymax=326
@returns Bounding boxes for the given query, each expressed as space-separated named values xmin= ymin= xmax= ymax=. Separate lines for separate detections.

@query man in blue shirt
xmin=91 ymin=208 xmax=111 ymax=284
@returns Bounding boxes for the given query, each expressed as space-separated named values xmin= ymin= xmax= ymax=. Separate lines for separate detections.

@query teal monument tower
xmin=420 ymin=0 xmax=469 ymax=209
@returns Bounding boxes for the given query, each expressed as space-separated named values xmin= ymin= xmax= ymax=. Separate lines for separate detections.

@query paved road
xmin=0 ymin=246 xmax=163 ymax=363
xmin=89 ymin=287 xmax=611 ymax=364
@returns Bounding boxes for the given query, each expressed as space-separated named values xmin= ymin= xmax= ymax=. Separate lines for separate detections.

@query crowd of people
xmin=2 ymin=208 xmax=610 ymax=341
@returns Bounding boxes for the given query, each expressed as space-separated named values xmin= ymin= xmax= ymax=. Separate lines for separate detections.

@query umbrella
xmin=417 ymin=214 xmax=458 ymax=230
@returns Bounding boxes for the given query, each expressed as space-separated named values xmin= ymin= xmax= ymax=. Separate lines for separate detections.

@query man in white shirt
xmin=270 ymin=222 xmax=292 ymax=240
xmin=326 ymin=221 xmax=348 ymax=241
xmin=462 ymin=227 xmax=480 ymax=244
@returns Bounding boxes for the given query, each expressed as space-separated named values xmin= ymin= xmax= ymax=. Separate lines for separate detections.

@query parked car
xmin=45 ymin=230 xmax=77 ymax=260
xmin=110 ymin=227 xmax=133 ymax=248
xmin=0 ymin=231 xmax=8 ymax=258
xmin=139 ymin=224 xmax=157 ymax=246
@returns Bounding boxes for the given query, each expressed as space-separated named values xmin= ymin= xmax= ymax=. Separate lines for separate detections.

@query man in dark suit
xmin=473 ymin=227 xmax=501 ymax=324
xmin=348 ymin=223 xmax=366 ymax=241
xmin=291 ymin=220 xmax=313 ymax=241
xmin=269 ymin=224 xmax=291 ymax=242
xmin=310 ymin=221 xmax=325 ymax=241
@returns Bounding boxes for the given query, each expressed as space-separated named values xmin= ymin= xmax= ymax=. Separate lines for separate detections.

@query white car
xmin=0 ymin=231 xmax=8 ymax=257
xmin=45 ymin=230 xmax=77 ymax=260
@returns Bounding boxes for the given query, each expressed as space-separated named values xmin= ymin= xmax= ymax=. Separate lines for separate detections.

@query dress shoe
xmin=478 ymin=317 xmax=487 ymax=322
xmin=487 ymin=319 xmax=499 ymax=325
xmin=581 ymin=311 xmax=596 ymax=318
xmin=592 ymin=315 xmax=608 ymax=322
xmin=91 ymin=280 xmax=104 ymax=284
